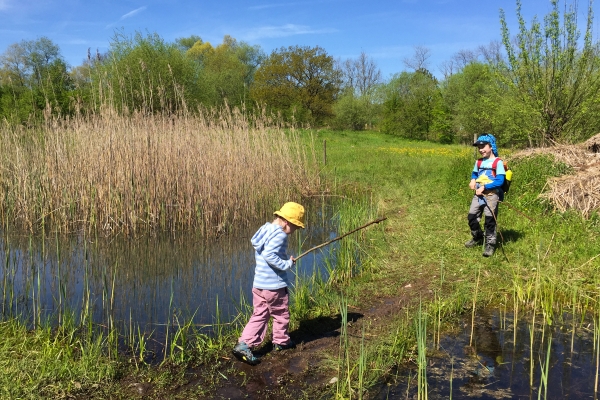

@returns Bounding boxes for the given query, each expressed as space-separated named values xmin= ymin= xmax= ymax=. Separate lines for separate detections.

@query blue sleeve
xmin=471 ymin=162 xmax=478 ymax=180
xmin=262 ymin=230 xmax=293 ymax=271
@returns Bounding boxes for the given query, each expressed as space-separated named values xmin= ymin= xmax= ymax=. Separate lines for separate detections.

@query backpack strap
xmin=491 ymin=158 xmax=500 ymax=178
xmin=477 ymin=158 xmax=500 ymax=177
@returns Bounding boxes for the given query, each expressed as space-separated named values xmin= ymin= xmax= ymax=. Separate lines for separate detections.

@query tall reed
xmin=0 ymin=107 xmax=320 ymax=236
xmin=415 ymin=299 xmax=428 ymax=400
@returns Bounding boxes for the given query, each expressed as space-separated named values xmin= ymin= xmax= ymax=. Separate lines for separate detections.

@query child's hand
xmin=469 ymin=179 xmax=477 ymax=190
xmin=291 ymin=256 xmax=296 ymax=264
xmin=475 ymin=185 xmax=485 ymax=196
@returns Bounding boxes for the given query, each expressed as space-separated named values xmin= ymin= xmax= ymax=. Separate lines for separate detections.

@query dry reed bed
xmin=511 ymin=135 xmax=600 ymax=217
xmin=0 ymin=108 xmax=320 ymax=235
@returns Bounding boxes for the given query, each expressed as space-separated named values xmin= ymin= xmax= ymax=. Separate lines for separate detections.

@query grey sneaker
xmin=482 ymin=244 xmax=495 ymax=257
xmin=232 ymin=342 xmax=260 ymax=365
xmin=465 ymin=238 xmax=483 ymax=248
xmin=273 ymin=340 xmax=296 ymax=351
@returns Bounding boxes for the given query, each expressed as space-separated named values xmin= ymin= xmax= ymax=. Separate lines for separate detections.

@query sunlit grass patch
xmin=377 ymin=146 xmax=472 ymax=157
xmin=0 ymin=319 xmax=118 ymax=399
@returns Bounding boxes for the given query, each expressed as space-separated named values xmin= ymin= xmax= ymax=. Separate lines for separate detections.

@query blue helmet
xmin=473 ymin=133 xmax=498 ymax=157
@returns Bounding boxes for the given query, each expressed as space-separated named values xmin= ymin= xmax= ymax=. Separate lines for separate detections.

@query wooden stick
xmin=500 ymin=200 xmax=536 ymax=222
xmin=294 ymin=217 xmax=387 ymax=261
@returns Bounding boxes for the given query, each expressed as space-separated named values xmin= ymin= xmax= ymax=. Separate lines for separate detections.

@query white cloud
xmin=120 ymin=6 xmax=147 ymax=20
xmin=245 ymin=24 xmax=337 ymax=40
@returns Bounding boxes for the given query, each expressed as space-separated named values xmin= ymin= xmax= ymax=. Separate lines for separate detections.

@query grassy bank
xmin=310 ymin=129 xmax=600 ymax=397
xmin=0 ymin=129 xmax=599 ymax=398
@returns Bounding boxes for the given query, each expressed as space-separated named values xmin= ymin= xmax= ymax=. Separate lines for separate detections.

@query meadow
xmin=0 ymin=122 xmax=599 ymax=398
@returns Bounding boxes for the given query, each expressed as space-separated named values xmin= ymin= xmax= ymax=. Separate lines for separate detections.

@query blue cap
xmin=473 ymin=134 xmax=498 ymax=157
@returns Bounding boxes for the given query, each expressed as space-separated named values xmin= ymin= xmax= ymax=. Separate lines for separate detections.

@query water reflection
xmin=381 ymin=310 xmax=598 ymax=399
xmin=0 ymin=203 xmax=339 ymax=340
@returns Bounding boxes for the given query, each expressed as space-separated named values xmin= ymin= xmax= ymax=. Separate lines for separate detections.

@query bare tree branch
xmin=403 ymin=45 xmax=431 ymax=71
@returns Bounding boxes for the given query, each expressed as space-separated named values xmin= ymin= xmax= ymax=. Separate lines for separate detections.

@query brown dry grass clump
xmin=0 ymin=108 xmax=320 ymax=236
xmin=511 ymin=133 xmax=600 ymax=217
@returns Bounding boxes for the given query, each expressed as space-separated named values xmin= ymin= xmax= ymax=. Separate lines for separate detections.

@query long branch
xmin=295 ymin=217 xmax=387 ymax=261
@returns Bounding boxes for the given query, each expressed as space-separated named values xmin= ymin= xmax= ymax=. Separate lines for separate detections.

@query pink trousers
xmin=239 ymin=287 xmax=291 ymax=348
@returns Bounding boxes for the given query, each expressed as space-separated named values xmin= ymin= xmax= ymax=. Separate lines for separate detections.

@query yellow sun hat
xmin=274 ymin=202 xmax=305 ymax=228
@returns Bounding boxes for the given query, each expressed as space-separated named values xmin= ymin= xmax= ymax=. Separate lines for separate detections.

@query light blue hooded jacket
xmin=250 ymin=222 xmax=293 ymax=290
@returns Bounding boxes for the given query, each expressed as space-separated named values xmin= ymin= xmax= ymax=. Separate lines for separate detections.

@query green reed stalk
xmin=2 ymin=239 xmax=9 ymax=317
xmin=163 ymin=277 xmax=174 ymax=364
xmin=538 ymin=330 xmax=551 ymax=400
xmin=335 ymin=294 xmax=350 ymax=398
xmin=513 ymin=281 xmax=519 ymax=345
xmin=137 ymin=326 xmax=148 ymax=368
xmin=169 ymin=313 xmax=186 ymax=363
xmin=415 ymin=299 xmax=428 ymax=400
xmin=29 ymin=236 xmax=37 ymax=328
xmin=530 ymin=263 xmax=540 ymax=388
xmin=449 ymin=358 xmax=454 ymax=400
xmin=571 ymin=287 xmax=577 ymax=355
xmin=358 ymin=323 xmax=366 ymax=400
xmin=56 ymin=231 xmax=62 ymax=325
xmin=594 ymin=311 xmax=600 ymax=397
xmin=436 ymin=293 xmax=441 ymax=350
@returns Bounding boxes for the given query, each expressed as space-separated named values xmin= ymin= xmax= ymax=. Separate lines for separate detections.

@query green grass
xmin=310 ymin=129 xmax=600 ymax=395
xmin=0 ymin=319 xmax=118 ymax=399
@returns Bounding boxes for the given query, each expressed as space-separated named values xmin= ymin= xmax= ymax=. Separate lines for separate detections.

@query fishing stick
xmin=500 ymin=200 xmax=535 ymax=223
xmin=294 ymin=217 xmax=387 ymax=261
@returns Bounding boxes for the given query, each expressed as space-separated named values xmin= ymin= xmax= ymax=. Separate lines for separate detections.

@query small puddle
xmin=380 ymin=309 xmax=598 ymax=399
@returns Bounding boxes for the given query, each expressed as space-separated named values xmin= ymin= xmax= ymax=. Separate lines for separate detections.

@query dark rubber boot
xmin=465 ymin=237 xmax=483 ymax=248
xmin=482 ymin=243 xmax=495 ymax=257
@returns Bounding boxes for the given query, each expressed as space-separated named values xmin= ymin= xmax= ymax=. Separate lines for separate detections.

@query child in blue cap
xmin=465 ymin=134 xmax=505 ymax=257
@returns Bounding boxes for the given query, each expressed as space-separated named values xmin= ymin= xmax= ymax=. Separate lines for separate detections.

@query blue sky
xmin=1 ymin=0 xmax=597 ymax=79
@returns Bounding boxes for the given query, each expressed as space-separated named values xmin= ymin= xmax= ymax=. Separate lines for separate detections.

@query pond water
xmin=380 ymin=310 xmax=599 ymax=399
xmin=0 ymin=203 xmax=338 ymax=346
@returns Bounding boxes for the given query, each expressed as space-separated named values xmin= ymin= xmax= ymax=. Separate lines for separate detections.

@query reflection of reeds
xmin=0 ymin=108 xmax=319 ymax=236
xmin=469 ymin=266 xmax=480 ymax=347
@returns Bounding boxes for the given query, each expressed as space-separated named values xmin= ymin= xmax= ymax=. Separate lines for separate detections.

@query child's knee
xmin=467 ymin=213 xmax=479 ymax=223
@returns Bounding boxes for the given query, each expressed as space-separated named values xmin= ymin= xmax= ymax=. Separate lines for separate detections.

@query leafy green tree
xmin=332 ymin=90 xmax=370 ymax=130
xmin=499 ymin=0 xmax=600 ymax=144
xmin=91 ymin=31 xmax=202 ymax=113
xmin=185 ymin=35 xmax=264 ymax=108
xmin=443 ymin=63 xmax=500 ymax=143
xmin=251 ymin=45 xmax=342 ymax=125
xmin=175 ymin=35 xmax=203 ymax=52
xmin=0 ymin=37 xmax=72 ymax=121
xmin=381 ymin=69 xmax=441 ymax=140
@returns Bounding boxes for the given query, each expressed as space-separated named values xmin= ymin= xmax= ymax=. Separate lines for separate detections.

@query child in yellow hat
xmin=232 ymin=202 xmax=305 ymax=365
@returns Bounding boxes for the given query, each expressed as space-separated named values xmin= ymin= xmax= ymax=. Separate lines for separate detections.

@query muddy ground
xmin=114 ymin=209 xmax=439 ymax=398
xmin=119 ymin=276 xmax=431 ymax=399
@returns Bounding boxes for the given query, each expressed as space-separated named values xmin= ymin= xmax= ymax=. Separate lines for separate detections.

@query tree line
xmin=1 ymin=0 xmax=599 ymax=147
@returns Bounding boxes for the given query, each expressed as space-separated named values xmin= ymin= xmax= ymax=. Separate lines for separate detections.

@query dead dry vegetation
xmin=511 ymin=133 xmax=600 ymax=218
xmin=0 ymin=108 xmax=320 ymax=236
